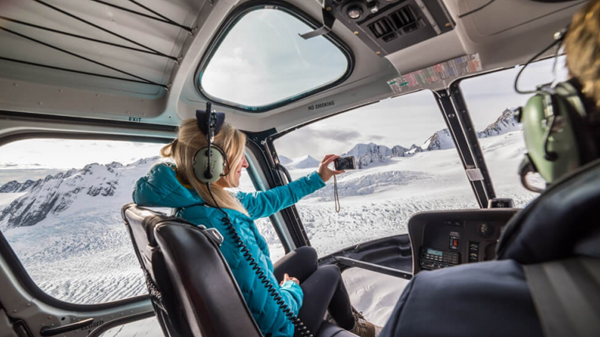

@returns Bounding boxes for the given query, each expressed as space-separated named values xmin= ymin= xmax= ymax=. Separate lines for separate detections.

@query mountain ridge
xmin=339 ymin=108 xmax=519 ymax=168
xmin=0 ymin=157 xmax=161 ymax=230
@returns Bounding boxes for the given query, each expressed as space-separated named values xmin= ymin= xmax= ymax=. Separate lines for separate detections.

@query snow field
xmin=0 ymin=130 xmax=539 ymax=334
xmin=343 ymin=268 xmax=409 ymax=327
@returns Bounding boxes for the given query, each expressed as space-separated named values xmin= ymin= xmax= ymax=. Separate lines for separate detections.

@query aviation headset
xmin=190 ymin=104 xmax=314 ymax=336
xmin=515 ymin=28 xmax=600 ymax=192
xmin=192 ymin=102 xmax=230 ymax=184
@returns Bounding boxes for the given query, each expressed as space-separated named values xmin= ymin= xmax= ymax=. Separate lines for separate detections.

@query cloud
xmin=275 ymin=127 xmax=376 ymax=159
xmin=370 ymin=135 xmax=386 ymax=141
xmin=318 ymin=129 xmax=361 ymax=142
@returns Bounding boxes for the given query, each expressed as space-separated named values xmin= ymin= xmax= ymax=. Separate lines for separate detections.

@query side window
xmin=0 ymin=139 xmax=287 ymax=304
xmin=0 ymin=138 xmax=165 ymax=304
xmin=274 ymin=91 xmax=478 ymax=256
xmin=460 ymin=57 xmax=568 ymax=207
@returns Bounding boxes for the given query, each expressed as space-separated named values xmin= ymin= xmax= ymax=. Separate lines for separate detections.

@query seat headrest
xmin=121 ymin=203 xmax=262 ymax=337
xmin=122 ymin=203 xmax=202 ymax=249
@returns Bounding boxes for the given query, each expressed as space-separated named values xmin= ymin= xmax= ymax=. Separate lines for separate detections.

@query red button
xmin=453 ymin=240 xmax=458 ymax=246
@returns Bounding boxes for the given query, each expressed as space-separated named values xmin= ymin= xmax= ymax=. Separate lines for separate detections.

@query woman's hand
xmin=318 ymin=154 xmax=345 ymax=183
xmin=280 ymin=273 xmax=300 ymax=286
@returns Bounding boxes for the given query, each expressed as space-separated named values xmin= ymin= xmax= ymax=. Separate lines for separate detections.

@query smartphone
xmin=334 ymin=156 xmax=356 ymax=170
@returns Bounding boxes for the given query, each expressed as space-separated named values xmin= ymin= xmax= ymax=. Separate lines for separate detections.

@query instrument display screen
xmin=427 ymin=248 xmax=443 ymax=257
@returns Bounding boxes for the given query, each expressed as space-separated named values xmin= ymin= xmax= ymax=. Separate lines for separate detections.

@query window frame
xmin=195 ymin=0 xmax=355 ymax=112
xmin=244 ymin=132 xmax=301 ymax=252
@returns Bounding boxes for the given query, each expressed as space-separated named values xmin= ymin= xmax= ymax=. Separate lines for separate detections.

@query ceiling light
xmin=347 ymin=7 xmax=363 ymax=20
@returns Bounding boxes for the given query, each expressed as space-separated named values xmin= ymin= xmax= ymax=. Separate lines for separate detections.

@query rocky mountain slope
xmin=0 ymin=157 xmax=160 ymax=230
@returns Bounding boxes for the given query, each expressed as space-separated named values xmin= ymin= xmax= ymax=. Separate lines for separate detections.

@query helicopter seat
xmin=121 ymin=203 xmax=356 ymax=337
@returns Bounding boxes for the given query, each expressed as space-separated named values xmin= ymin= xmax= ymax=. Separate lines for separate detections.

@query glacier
xmin=0 ymin=111 xmax=537 ymax=332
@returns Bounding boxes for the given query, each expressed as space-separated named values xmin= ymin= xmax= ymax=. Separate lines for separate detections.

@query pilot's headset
xmin=193 ymin=102 xmax=230 ymax=184
xmin=515 ymin=28 xmax=600 ymax=192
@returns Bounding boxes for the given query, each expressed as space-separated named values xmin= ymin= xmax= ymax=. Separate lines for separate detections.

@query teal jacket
xmin=132 ymin=163 xmax=326 ymax=337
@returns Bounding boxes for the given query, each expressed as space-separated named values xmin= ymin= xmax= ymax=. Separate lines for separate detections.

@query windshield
xmin=274 ymin=91 xmax=478 ymax=256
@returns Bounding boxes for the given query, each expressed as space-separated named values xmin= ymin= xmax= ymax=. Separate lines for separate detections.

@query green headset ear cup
xmin=555 ymin=81 xmax=599 ymax=162
xmin=193 ymin=146 xmax=226 ymax=184
xmin=521 ymin=91 xmax=580 ymax=184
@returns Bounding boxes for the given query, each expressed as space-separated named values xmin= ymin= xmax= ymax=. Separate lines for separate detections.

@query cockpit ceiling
xmin=0 ymin=0 xmax=199 ymax=94
xmin=0 ymin=0 xmax=586 ymax=133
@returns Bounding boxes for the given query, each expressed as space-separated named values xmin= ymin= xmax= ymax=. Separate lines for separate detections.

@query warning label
xmin=387 ymin=53 xmax=483 ymax=94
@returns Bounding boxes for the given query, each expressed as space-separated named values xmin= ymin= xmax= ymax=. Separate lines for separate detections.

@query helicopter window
xmin=460 ymin=56 xmax=568 ymax=207
xmin=198 ymin=6 xmax=351 ymax=111
xmin=236 ymin=156 xmax=286 ymax=262
xmin=273 ymin=90 xmax=478 ymax=256
xmin=0 ymin=138 xmax=281 ymax=304
xmin=0 ymin=138 xmax=164 ymax=304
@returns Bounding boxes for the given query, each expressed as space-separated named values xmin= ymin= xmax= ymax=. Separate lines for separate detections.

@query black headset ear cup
xmin=192 ymin=145 xmax=228 ymax=184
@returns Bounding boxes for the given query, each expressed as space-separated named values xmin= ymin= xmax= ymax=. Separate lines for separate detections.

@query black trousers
xmin=273 ymin=246 xmax=355 ymax=335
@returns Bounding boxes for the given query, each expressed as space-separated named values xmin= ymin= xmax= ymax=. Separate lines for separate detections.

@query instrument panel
xmin=408 ymin=209 xmax=519 ymax=274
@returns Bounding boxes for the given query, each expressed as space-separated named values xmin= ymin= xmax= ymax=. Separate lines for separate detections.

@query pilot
xmin=380 ymin=1 xmax=600 ymax=336
xmin=133 ymin=120 xmax=380 ymax=337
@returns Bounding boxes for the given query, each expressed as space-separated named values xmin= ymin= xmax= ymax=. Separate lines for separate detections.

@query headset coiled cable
xmin=206 ymin=183 xmax=313 ymax=337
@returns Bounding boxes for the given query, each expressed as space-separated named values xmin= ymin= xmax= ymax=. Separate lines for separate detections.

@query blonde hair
xmin=161 ymin=119 xmax=249 ymax=215
xmin=564 ymin=0 xmax=600 ymax=107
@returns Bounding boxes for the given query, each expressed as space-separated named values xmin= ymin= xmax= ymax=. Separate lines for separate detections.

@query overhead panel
xmin=328 ymin=0 xmax=454 ymax=56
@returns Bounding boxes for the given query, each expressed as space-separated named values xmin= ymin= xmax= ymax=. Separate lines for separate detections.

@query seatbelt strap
xmin=523 ymin=257 xmax=600 ymax=337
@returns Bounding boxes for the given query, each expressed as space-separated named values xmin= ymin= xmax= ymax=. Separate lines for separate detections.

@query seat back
xmin=121 ymin=203 xmax=262 ymax=337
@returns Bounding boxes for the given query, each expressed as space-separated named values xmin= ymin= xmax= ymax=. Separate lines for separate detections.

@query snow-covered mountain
xmin=478 ymin=108 xmax=521 ymax=138
xmin=0 ymin=179 xmax=41 ymax=193
xmin=285 ymin=155 xmax=320 ymax=169
xmin=0 ymin=157 xmax=161 ymax=230
xmin=421 ymin=128 xmax=455 ymax=151
xmin=336 ymin=109 xmax=521 ymax=167
xmin=278 ymin=155 xmax=293 ymax=165
xmin=343 ymin=143 xmax=393 ymax=169
xmin=391 ymin=145 xmax=409 ymax=157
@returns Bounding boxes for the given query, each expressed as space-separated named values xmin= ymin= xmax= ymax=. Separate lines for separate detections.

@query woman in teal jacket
xmin=133 ymin=119 xmax=378 ymax=337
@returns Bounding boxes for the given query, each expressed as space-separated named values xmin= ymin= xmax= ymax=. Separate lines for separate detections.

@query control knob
xmin=479 ymin=223 xmax=494 ymax=238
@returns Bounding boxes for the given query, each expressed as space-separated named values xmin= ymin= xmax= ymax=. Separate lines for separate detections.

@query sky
xmin=0 ymin=140 xmax=165 ymax=184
